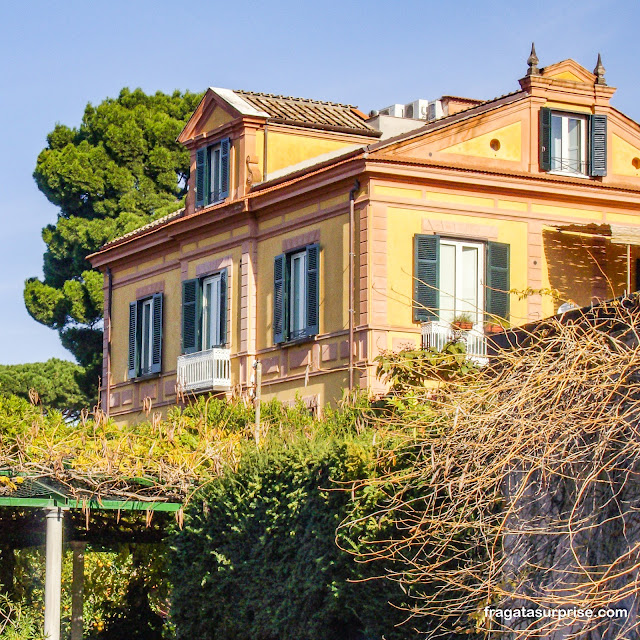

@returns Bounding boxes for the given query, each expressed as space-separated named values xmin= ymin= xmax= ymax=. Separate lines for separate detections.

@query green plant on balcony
xmin=451 ymin=312 xmax=474 ymax=331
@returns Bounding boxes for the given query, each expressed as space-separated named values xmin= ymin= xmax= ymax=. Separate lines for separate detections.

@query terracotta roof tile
xmin=96 ymin=208 xmax=185 ymax=252
xmin=234 ymin=90 xmax=379 ymax=135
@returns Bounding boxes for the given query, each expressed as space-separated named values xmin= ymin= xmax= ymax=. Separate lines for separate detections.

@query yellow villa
xmin=89 ymin=47 xmax=640 ymax=423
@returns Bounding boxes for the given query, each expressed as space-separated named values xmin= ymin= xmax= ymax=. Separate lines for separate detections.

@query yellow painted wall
xmin=260 ymin=369 xmax=349 ymax=408
xmin=110 ymin=267 xmax=183 ymax=387
xmin=439 ymin=122 xmax=522 ymax=162
xmin=611 ymin=134 xmax=640 ymax=178
xmin=203 ymin=107 xmax=233 ymax=132
xmin=385 ymin=206 xmax=529 ymax=328
xmin=266 ymin=130 xmax=356 ymax=175
xmin=544 ymin=101 xmax=593 ymax=115
xmin=547 ymin=71 xmax=583 ymax=82
xmin=256 ymin=213 xmax=349 ymax=351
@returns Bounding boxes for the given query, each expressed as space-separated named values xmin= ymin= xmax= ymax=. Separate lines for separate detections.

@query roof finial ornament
xmin=527 ymin=42 xmax=540 ymax=76
xmin=594 ymin=53 xmax=607 ymax=85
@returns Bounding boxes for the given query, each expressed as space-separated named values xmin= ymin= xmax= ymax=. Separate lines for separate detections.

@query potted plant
xmin=451 ymin=312 xmax=474 ymax=331
xmin=485 ymin=318 xmax=508 ymax=334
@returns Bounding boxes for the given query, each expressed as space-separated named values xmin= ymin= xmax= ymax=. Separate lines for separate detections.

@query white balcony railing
xmin=421 ymin=321 xmax=487 ymax=363
xmin=177 ymin=348 xmax=231 ymax=393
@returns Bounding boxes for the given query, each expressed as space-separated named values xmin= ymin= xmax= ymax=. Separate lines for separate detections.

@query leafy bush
xmin=0 ymin=593 xmax=44 ymax=640
xmin=170 ymin=401 xmax=420 ymax=640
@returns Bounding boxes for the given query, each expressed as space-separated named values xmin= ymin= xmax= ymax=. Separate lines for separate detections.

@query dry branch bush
xmin=345 ymin=299 xmax=640 ymax=640
xmin=0 ymin=399 xmax=246 ymax=507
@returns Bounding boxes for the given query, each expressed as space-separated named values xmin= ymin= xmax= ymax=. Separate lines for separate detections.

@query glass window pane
xmin=459 ymin=246 xmax=479 ymax=322
xmin=142 ymin=300 xmax=152 ymax=371
xmin=290 ymin=253 xmax=306 ymax=336
xmin=211 ymin=148 xmax=221 ymax=201
xmin=210 ymin=277 xmax=220 ymax=346
xmin=440 ymin=243 xmax=456 ymax=323
xmin=551 ymin=115 xmax=562 ymax=171
xmin=567 ymin=118 xmax=581 ymax=171
xmin=202 ymin=275 xmax=222 ymax=348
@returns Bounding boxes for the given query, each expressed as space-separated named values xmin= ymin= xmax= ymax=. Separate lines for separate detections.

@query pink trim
xmin=288 ymin=348 xmax=310 ymax=369
xmin=392 ymin=337 xmax=416 ymax=351
xmin=195 ymin=255 xmax=233 ymax=277
xmin=136 ymin=281 xmax=165 ymax=299
xmin=261 ymin=355 xmax=280 ymax=374
xmin=140 ymin=382 xmax=157 ymax=400
xmin=164 ymin=378 xmax=177 ymax=397
xmin=321 ymin=343 xmax=338 ymax=362
xmin=282 ymin=229 xmax=320 ymax=252
xmin=422 ymin=219 xmax=499 ymax=240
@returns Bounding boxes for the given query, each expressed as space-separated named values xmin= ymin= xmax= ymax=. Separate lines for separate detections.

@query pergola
xmin=0 ymin=473 xmax=181 ymax=640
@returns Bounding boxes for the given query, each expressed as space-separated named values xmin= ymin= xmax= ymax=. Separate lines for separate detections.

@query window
xmin=273 ymin=245 xmax=319 ymax=343
xmin=181 ymin=270 xmax=228 ymax=354
xmin=195 ymin=138 xmax=230 ymax=208
xmin=551 ymin=113 xmax=587 ymax=175
xmin=439 ymin=239 xmax=484 ymax=325
xmin=539 ymin=108 xmax=607 ymax=177
xmin=128 ymin=293 xmax=163 ymax=379
xmin=413 ymin=235 xmax=509 ymax=324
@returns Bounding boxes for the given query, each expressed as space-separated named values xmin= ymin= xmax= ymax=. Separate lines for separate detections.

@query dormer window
xmin=195 ymin=138 xmax=230 ymax=208
xmin=551 ymin=112 xmax=587 ymax=175
xmin=540 ymin=108 xmax=607 ymax=177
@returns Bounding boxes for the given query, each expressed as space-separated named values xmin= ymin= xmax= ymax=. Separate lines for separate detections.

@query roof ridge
xmin=234 ymin=89 xmax=356 ymax=109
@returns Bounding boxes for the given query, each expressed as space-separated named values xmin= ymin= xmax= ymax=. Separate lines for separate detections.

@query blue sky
xmin=0 ymin=0 xmax=638 ymax=364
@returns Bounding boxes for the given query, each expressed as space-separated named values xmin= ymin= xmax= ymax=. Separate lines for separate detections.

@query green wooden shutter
xmin=486 ymin=242 xmax=510 ymax=322
xmin=182 ymin=279 xmax=201 ymax=354
xmin=305 ymin=244 xmax=320 ymax=337
xmin=128 ymin=301 xmax=138 ymax=379
xmin=150 ymin=293 xmax=163 ymax=374
xmin=195 ymin=148 xmax=207 ymax=208
xmin=273 ymin=254 xmax=287 ymax=344
xmin=413 ymin=235 xmax=440 ymax=322
xmin=220 ymin=138 xmax=230 ymax=199
xmin=590 ymin=114 xmax=607 ymax=177
xmin=219 ymin=269 xmax=228 ymax=346
xmin=539 ymin=108 xmax=552 ymax=171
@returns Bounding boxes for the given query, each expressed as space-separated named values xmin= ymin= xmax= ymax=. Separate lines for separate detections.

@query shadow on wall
xmin=543 ymin=230 xmax=640 ymax=308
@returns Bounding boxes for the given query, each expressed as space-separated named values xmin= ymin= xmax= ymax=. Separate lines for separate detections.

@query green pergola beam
xmin=0 ymin=496 xmax=182 ymax=511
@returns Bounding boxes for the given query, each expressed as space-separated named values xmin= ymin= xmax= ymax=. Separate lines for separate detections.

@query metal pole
xmin=70 ymin=542 xmax=86 ymax=640
xmin=105 ymin=267 xmax=113 ymax=417
xmin=348 ymin=181 xmax=359 ymax=392
xmin=44 ymin=507 xmax=64 ymax=640
xmin=254 ymin=361 xmax=262 ymax=446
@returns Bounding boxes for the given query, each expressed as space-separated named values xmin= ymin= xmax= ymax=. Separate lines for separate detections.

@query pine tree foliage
xmin=0 ymin=358 xmax=90 ymax=414
xmin=25 ymin=88 xmax=203 ymax=398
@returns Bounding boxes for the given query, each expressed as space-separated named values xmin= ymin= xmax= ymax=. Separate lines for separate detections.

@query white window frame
xmin=289 ymin=250 xmax=307 ymax=339
xmin=202 ymin=273 xmax=223 ymax=349
xmin=209 ymin=142 xmax=223 ymax=203
xmin=550 ymin=112 xmax=588 ymax=177
xmin=140 ymin=298 xmax=154 ymax=374
xmin=439 ymin=239 xmax=484 ymax=326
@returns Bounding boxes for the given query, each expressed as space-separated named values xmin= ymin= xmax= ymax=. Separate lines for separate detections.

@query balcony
xmin=421 ymin=321 xmax=487 ymax=363
xmin=177 ymin=348 xmax=231 ymax=393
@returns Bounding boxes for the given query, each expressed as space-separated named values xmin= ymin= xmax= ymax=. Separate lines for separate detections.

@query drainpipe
xmin=105 ymin=268 xmax=113 ymax=416
xmin=348 ymin=180 xmax=360 ymax=392
xmin=263 ymin=122 xmax=268 ymax=182
xmin=627 ymin=244 xmax=631 ymax=294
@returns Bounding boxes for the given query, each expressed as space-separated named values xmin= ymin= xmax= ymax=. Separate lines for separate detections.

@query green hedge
xmin=170 ymin=403 xmax=419 ymax=640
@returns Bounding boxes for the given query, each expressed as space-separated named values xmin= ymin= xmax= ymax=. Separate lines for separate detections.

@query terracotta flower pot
xmin=485 ymin=323 xmax=505 ymax=334
xmin=453 ymin=321 xmax=474 ymax=331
